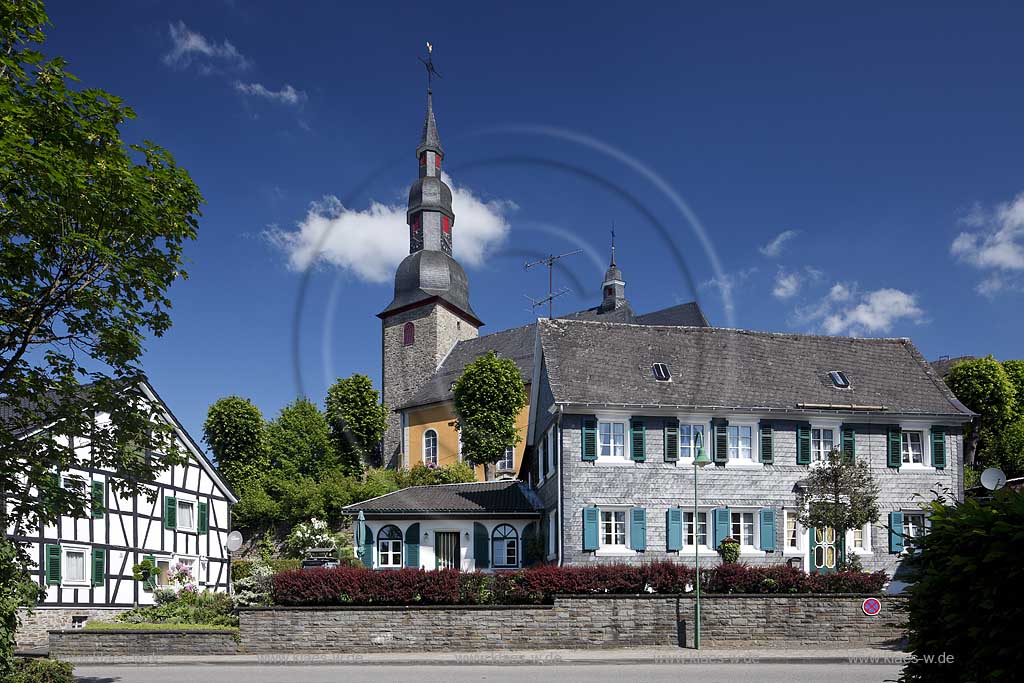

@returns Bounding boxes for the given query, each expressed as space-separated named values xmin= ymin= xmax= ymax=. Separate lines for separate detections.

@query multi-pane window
xmin=600 ymin=510 xmax=627 ymax=546
xmin=812 ymin=428 xmax=835 ymax=461
xmin=156 ymin=559 xmax=172 ymax=587
xmin=679 ymin=424 xmax=705 ymax=460
xmin=902 ymin=432 xmax=924 ymax=465
xmin=728 ymin=426 xmax=753 ymax=461
xmin=177 ymin=499 xmax=195 ymax=531
xmin=731 ymin=511 xmax=755 ymax=546
xmin=62 ymin=476 xmax=86 ymax=492
xmin=423 ymin=429 xmax=438 ymax=466
xmin=785 ymin=512 xmax=799 ymax=550
xmin=497 ymin=446 xmax=514 ymax=472
xmin=377 ymin=526 xmax=403 ymax=568
xmin=598 ymin=422 xmax=626 ymax=459
xmin=852 ymin=527 xmax=865 ymax=550
xmin=491 ymin=524 xmax=519 ymax=568
xmin=64 ymin=548 xmax=87 ymax=584
xmin=904 ymin=513 xmax=927 ymax=540
xmin=684 ymin=511 xmax=708 ymax=547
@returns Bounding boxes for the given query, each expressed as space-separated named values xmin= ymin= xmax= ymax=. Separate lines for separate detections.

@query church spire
xmin=600 ymin=227 xmax=627 ymax=312
xmin=407 ymin=89 xmax=454 ymax=255
xmin=416 ymin=91 xmax=444 ymax=159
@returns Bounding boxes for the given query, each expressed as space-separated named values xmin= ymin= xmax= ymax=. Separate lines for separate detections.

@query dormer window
xmin=652 ymin=363 xmax=672 ymax=382
xmin=828 ymin=370 xmax=850 ymax=389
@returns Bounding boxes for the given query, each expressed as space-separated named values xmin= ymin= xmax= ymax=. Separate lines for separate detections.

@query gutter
xmin=556 ymin=404 xmax=563 ymax=567
xmin=554 ymin=402 xmax=971 ymax=420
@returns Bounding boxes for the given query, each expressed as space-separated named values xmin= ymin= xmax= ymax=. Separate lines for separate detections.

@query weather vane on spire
xmin=419 ymin=42 xmax=442 ymax=91
xmin=610 ymin=224 xmax=617 ymax=266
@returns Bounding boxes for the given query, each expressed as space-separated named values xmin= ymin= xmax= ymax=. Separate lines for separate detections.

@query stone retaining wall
xmin=16 ymin=607 xmax=130 ymax=650
xmin=239 ymin=594 xmax=905 ymax=652
xmin=48 ymin=629 xmax=239 ymax=660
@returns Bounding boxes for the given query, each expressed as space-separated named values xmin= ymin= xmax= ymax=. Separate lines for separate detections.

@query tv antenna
xmin=524 ymin=249 xmax=582 ymax=319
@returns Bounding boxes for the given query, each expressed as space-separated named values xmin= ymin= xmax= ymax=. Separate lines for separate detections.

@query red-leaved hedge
xmin=271 ymin=562 xmax=887 ymax=606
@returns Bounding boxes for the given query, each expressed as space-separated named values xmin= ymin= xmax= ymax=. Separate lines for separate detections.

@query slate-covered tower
xmin=378 ymin=91 xmax=482 ymax=468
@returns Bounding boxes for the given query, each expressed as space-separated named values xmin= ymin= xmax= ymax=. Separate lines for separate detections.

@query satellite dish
xmin=980 ymin=468 xmax=1007 ymax=491
xmin=226 ymin=531 xmax=244 ymax=553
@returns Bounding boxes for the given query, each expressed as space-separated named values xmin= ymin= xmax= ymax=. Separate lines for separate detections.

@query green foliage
xmin=131 ymin=559 xmax=155 ymax=584
xmin=1002 ymin=360 xmax=1024 ymax=412
xmin=946 ymin=357 xmax=1019 ymax=467
xmin=325 ymin=374 xmax=388 ymax=476
xmin=1 ymin=538 xmax=45 ymax=678
xmin=899 ymin=491 xmax=1024 ymax=682
xmin=114 ymin=589 xmax=237 ymax=627
xmin=231 ymin=559 xmax=301 ymax=583
xmin=9 ymin=657 xmax=74 ymax=683
xmin=232 ymin=558 xmax=275 ymax=608
xmin=265 ymin=398 xmax=334 ymax=478
xmin=202 ymin=397 xmax=269 ymax=493
xmin=994 ymin=419 xmax=1024 ymax=479
xmin=717 ymin=538 xmax=740 ymax=564
xmin=453 ymin=351 xmax=527 ymax=478
xmin=796 ymin=448 xmax=880 ymax=559
xmin=283 ymin=519 xmax=341 ymax=559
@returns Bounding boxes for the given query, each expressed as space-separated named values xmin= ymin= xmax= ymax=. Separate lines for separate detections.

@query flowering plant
xmin=167 ymin=561 xmax=194 ymax=586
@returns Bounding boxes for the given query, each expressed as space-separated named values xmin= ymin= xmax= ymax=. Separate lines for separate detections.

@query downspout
xmin=556 ymin=404 xmax=564 ymax=566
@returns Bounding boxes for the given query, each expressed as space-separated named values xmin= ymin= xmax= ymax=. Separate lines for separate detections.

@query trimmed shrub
xmin=271 ymin=562 xmax=887 ymax=606
xmin=11 ymin=658 xmax=75 ymax=683
xmin=232 ymin=559 xmax=301 ymax=582
xmin=114 ymin=590 xmax=237 ymax=627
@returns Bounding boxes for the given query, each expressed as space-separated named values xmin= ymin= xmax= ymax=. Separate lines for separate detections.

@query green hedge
xmin=232 ymin=558 xmax=301 ymax=582
xmin=10 ymin=659 xmax=74 ymax=683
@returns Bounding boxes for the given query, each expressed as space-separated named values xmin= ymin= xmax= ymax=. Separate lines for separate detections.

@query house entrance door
xmin=434 ymin=532 xmax=460 ymax=569
xmin=810 ymin=526 xmax=841 ymax=574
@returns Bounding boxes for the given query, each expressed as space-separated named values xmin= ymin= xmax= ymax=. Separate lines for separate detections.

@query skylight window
xmin=652 ymin=363 xmax=672 ymax=382
xmin=828 ymin=371 xmax=851 ymax=389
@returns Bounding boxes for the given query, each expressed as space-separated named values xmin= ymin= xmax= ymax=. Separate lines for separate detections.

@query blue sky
xmin=44 ymin=1 xmax=1024 ymax=445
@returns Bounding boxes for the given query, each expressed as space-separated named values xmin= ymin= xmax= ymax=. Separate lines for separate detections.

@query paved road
xmin=74 ymin=663 xmax=902 ymax=683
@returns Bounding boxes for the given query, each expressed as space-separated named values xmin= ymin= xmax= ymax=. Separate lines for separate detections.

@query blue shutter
xmin=759 ymin=508 xmax=776 ymax=551
xmin=361 ymin=525 xmax=374 ymax=568
xmin=889 ymin=512 xmax=905 ymax=553
xmin=404 ymin=523 xmax=420 ymax=568
xmin=712 ymin=419 xmax=729 ymax=464
xmin=581 ymin=417 xmax=598 ymax=461
xmin=712 ymin=508 xmax=731 ymax=549
xmin=473 ymin=522 xmax=490 ymax=569
xmin=931 ymin=427 xmax=946 ymax=469
xmin=582 ymin=506 xmax=599 ymax=551
xmin=666 ymin=508 xmax=683 ymax=551
xmin=630 ymin=507 xmax=647 ymax=551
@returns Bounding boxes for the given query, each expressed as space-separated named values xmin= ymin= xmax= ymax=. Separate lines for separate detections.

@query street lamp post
xmin=693 ymin=431 xmax=712 ymax=649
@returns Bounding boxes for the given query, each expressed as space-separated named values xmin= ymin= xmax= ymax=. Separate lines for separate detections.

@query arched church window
xmin=423 ymin=429 xmax=438 ymax=466
xmin=403 ymin=322 xmax=415 ymax=346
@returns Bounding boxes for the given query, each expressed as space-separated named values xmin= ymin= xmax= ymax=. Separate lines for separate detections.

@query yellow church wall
xmin=405 ymin=392 xmax=532 ymax=482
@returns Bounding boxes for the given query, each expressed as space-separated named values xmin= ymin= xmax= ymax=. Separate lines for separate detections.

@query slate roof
xmin=343 ymin=480 xmax=541 ymax=516
xmin=399 ymin=301 xmax=709 ymax=410
xmin=537 ymin=319 xmax=975 ymax=418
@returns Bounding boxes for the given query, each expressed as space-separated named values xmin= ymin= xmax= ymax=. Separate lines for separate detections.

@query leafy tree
xmin=796 ymin=449 xmax=880 ymax=567
xmin=452 ymin=351 xmax=527 ymax=480
xmin=994 ymin=419 xmax=1024 ymax=479
xmin=945 ymin=356 xmax=1018 ymax=467
xmin=1 ymin=538 xmax=44 ymax=677
xmin=1 ymin=2 xmax=199 ymax=670
xmin=202 ymin=397 xmax=269 ymax=493
xmin=325 ymin=374 xmax=387 ymax=476
xmin=265 ymin=398 xmax=333 ymax=478
xmin=1002 ymin=360 xmax=1024 ymax=414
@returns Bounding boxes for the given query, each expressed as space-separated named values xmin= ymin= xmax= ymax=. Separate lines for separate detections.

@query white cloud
xmin=951 ymin=192 xmax=1024 ymax=294
xmin=700 ymin=267 xmax=758 ymax=318
xmin=163 ymin=21 xmax=249 ymax=71
xmin=796 ymin=283 xmax=924 ymax=336
xmin=234 ymin=81 xmax=306 ymax=105
xmin=772 ymin=269 xmax=801 ymax=299
xmin=759 ymin=229 xmax=799 ymax=257
xmin=265 ymin=175 xmax=515 ymax=282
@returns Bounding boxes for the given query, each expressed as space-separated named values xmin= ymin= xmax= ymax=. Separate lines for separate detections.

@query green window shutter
xmin=92 ymin=548 xmax=105 ymax=587
xmin=582 ymin=506 xmax=599 ymax=551
xmin=841 ymin=426 xmax=856 ymax=465
xmin=361 ymin=527 xmax=374 ymax=568
xmin=759 ymin=422 xmax=773 ymax=464
xmin=143 ymin=554 xmax=156 ymax=591
xmin=712 ymin=508 xmax=731 ymax=549
xmin=931 ymin=427 xmax=946 ymax=469
xmin=664 ymin=421 xmax=679 ymax=462
xmin=797 ymin=424 xmax=812 ymax=465
xmin=473 ymin=522 xmax=490 ymax=569
xmin=758 ymin=508 xmax=776 ymax=551
xmin=163 ymin=495 xmax=177 ymax=530
xmin=404 ymin=523 xmax=421 ymax=568
xmin=712 ymin=419 xmax=729 ymax=464
xmin=581 ymin=417 xmax=598 ymax=461
xmin=889 ymin=512 xmax=904 ymax=553
xmin=887 ymin=427 xmax=902 ymax=468
xmin=666 ymin=508 xmax=683 ymax=551
xmin=197 ymin=501 xmax=209 ymax=534
xmin=630 ymin=419 xmax=646 ymax=462
xmin=91 ymin=481 xmax=105 ymax=519
xmin=45 ymin=544 xmax=61 ymax=585
xmin=629 ymin=507 xmax=647 ymax=551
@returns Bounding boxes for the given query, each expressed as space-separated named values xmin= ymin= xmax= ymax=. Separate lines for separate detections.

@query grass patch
xmin=84 ymin=621 xmax=239 ymax=632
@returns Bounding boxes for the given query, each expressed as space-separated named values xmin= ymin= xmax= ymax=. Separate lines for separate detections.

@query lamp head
xmin=694 ymin=431 xmax=711 ymax=468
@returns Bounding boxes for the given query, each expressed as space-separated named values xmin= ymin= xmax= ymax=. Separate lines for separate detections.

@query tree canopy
xmin=945 ymin=356 xmax=1018 ymax=468
xmin=202 ymin=397 xmax=269 ymax=493
xmin=265 ymin=398 xmax=334 ymax=478
xmin=325 ymin=374 xmax=387 ymax=476
xmin=453 ymin=351 xmax=527 ymax=480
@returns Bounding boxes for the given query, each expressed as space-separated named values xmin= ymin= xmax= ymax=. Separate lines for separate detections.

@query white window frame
xmin=729 ymin=508 xmax=760 ymax=553
xmin=174 ymin=554 xmax=199 ymax=585
xmin=901 ymin=430 xmax=927 ymax=467
xmin=726 ymin=422 xmax=758 ymax=466
xmin=683 ymin=508 xmax=716 ymax=554
xmin=497 ymin=446 xmax=514 ymax=472
xmin=491 ymin=524 xmax=520 ymax=569
xmin=677 ymin=421 xmax=709 ymax=465
xmin=546 ymin=427 xmax=556 ymax=478
xmin=377 ymin=525 xmax=403 ymax=569
xmin=783 ymin=509 xmax=804 ymax=555
xmin=810 ymin=422 xmax=841 ymax=464
xmin=846 ymin=522 xmax=873 ymax=555
xmin=61 ymin=474 xmax=87 ymax=492
xmin=595 ymin=416 xmax=629 ymax=464
xmin=903 ymin=511 xmax=928 ymax=543
xmin=595 ymin=505 xmax=633 ymax=556
xmin=61 ymin=544 xmax=90 ymax=587
xmin=175 ymin=495 xmax=197 ymax=532
xmin=897 ymin=422 xmax=933 ymax=469
xmin=154 ymin=556 xmax=173 ymax=589
xmin=423 ymin=429 xmax=438 ymax=467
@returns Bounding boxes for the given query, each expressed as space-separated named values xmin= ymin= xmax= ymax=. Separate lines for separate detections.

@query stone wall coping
xmin=238 ymin=604 xmax=555 ymax=612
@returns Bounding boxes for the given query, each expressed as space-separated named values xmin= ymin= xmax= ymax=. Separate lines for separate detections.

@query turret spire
xmin=600 ymin=226 xmax=627 ymax=312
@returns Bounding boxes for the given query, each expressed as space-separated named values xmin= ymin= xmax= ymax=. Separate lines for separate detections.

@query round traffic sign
xmin=862 ymin=598 xmax=881 ymax=616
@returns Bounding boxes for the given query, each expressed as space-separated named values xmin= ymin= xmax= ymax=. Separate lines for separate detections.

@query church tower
xmin=599 ymin=234 xmax=628 ymax=312
xmin=378 ymin=90 xmax=482 ymax=468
